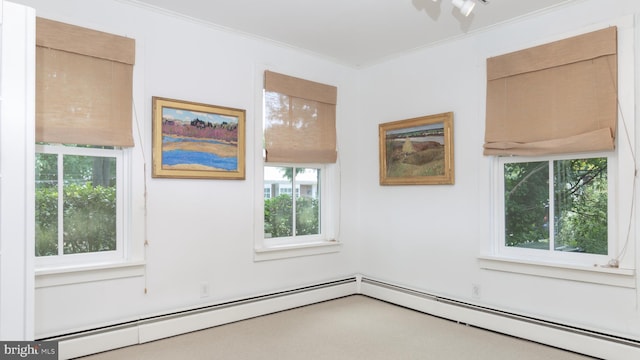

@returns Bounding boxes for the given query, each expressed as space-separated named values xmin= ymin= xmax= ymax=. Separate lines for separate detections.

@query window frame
xmin=35 ymin=143 xmax=128 ymax=268
xmin=481 ymin=150 xmax=636 ymax=287
xmin=263 ymin=163 xmax=328 ymax=247
xmin=255 ymin=160 xmax=340 ymax=261
xmin=493 ymin=153 xmax=614 ymax=266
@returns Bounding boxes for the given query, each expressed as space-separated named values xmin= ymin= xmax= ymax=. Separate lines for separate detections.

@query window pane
xmin=264 ymin=166 xmax=293 ymax=238
xmin=263 ymin=166 xmax=321 ymax=239
xmin=295 ymin=168 xmax=320 ymax=236
xmin=554 ymin=158 xmax=607 ymax=254
xmin=504 ymin=161 xmax=549 ymax=249
xmin=35 ymin=153 xmax=59 ymax=256
xmin=63 ymin=155 xmax=116 ymax=254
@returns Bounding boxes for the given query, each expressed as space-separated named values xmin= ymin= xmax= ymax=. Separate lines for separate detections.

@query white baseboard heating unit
xmin=43 ymin=277 xmax=357 ymax=359
xmin=40 ymin=275 xmax=639 ymax=360
xmin=359 ymin=277 xmax=640 ymax=360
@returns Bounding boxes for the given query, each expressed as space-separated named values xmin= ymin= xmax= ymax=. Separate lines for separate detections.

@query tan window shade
xmin=36 ymin=17 xmax=135 ymax=147
xmin=484 ymin=27 xmax=617 ymax=156
xmin=264 ymin=71 xmax=337 ymax=163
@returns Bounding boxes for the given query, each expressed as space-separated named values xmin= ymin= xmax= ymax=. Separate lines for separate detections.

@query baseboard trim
xmin=359 ymin=277 xmax=640 ymax=360
xmin=58 ymin=327 xmax=139 ymax=360
xmin=137 ymin=278 xmax=356 ymax=343
xmin=47 ymin=275 xmax=640 ymax=360
xmin=51 ymin=277 xmax=357 ymax=359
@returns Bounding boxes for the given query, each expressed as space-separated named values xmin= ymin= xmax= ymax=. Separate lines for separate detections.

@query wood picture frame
xmin=379 ymin=112 xmax=454 ymax=185
xmin=152 ymin=97 xmax=245 ymax=179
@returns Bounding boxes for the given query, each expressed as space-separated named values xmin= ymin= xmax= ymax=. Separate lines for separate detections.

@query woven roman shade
xmin=264 ymin=70 xmax=337 ymax=163
xmin=484 ymin=27 xmax=617 ymax=156
xmin=36 ymin=17 xmax=135 ymax=147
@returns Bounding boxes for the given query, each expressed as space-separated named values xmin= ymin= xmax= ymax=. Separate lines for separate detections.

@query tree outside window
xmin=504 ymin=157 xmax=608 ymax=255
xmin=35 ymin=146 xmax=118 ymax=257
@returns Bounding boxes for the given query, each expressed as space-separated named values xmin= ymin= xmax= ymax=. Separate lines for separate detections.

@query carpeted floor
xmin=79 ymin=295 xmax=595 ymax=360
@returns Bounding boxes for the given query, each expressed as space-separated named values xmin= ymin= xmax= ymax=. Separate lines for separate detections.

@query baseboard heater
xmin=42 ymin=277 xmax=357 ymax=359
xmin=39 ymin=275 xmax=639 ymax=360
xmin=359 ymin=277 xmax=640 ymax=360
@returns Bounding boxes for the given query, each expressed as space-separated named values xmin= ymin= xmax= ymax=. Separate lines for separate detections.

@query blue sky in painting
xmin=386 ymin=123 xmax=443 ymax=136
xmin=162 ymin=107 xmax=238 ymax=125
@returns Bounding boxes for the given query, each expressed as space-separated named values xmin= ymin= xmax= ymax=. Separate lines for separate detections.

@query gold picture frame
xmin=152 ymin=97 xmax=245 ymax=179
xmin=379 ymin=112 xmax=454 ymax=185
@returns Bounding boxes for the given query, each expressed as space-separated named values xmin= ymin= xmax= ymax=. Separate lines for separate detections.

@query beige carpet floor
xmin=79 ymin=295 xmax=595 ymax=360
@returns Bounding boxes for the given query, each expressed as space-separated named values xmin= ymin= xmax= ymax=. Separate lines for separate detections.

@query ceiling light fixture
xmin=452 ymin=0 xmax=476 ymax=17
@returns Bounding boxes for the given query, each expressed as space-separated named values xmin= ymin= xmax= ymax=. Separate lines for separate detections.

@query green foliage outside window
xmin=35 ymin=185 xmax=59 ymax=256
xmin=264 ymin=194 xmax=319 ymax=238
xmin=504 ymin=161 xmax=549 ymax=247
xmin=504 ymin=158 xmax=607 ymax=254
xmin=554 ymin=158 xmax=608 ymax=254
xmin=295 ymin=196 xmax=320 ymax=236
xmin=35 ymin=183 xmax=116 ymax=256
xmin=35 ymin=151 xmax=117 ymax=256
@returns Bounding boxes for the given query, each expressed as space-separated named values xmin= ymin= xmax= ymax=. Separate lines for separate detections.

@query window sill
xmin=478 ymin=255 xmax=635 ymax=288
xmin=35 ymin=260 xmax=145 ymax=288
xmin=254 ymin=240 xmax=341 ymax=261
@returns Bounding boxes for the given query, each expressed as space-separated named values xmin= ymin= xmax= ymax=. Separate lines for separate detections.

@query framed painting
xmin=152 ymin=97 xmax=245 ymax=179
xmin=379 ymin=112 xmax=454 ymax=185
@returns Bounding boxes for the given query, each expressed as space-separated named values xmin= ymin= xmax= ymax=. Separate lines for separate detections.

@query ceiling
xmin=125 ymin=0 xmax=579 ymax=68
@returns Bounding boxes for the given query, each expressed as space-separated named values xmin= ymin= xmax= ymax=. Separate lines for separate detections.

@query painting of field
xmin=385 ymin=123 xmax=445 ymax=177
xmin=379 ymin=112 xmax=454 ymax=185
xmin=152 ymin=97 xmax=245 ymax=179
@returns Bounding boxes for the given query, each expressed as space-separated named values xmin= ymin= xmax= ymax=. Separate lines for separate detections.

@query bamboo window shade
xmin=36 ymin=17 xmax=135 ymax=147
xmin=263 ymin=70 xmax=337 ymax=163
xmin=484 ymin=27 xmax=617 ymax=156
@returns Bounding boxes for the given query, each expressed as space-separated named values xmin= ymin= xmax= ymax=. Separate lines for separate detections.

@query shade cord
xmin=611 ymin=98 xmax=637 ymax=267
xmin=132 ymin=98 xmax=149 ymax=294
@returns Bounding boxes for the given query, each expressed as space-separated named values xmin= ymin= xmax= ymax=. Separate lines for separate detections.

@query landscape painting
xmin=152 ymin=97 xmax=245 ymax=179
xmin=379 ymin=112 xmax=454 ymax=185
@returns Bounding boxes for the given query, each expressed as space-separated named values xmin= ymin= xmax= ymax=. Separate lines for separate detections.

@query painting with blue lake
xmin=152 ymin=97 xmax=246 ymax=179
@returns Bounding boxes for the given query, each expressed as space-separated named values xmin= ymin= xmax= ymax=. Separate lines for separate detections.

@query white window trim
xmin=35 ymin=144 xmax=126 ymax=267
xmin=255 ymin=162 xmax=341 ymax=261
xmin=494 ymin=154 xmax=614 ymax=264
xmin=34 ymin=145 xmax=146 ymax=286
xmin=35 ymin=260 xmax=145 ymax=288
xmin=482 ymin=147 xmax=635 ymax=287
xmin=253 ymin=67 xmax=341 ymax=261
xmin=255 ymin=241 xmax=342 ymax=262
xmin=478 ymin=255 xmax=635 ymax=288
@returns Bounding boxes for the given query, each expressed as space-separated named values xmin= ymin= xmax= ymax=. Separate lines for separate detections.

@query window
xmin=481 ymin=25 xmax=638 ymax=286
xmin=35 ymin=18 xmax=135 ymax=268
xmin=484 ymin=150 xmax=639 ymax=288
xmin=264 ymin=166 xmax=321 ymax=240
xmin=35 ymin=144 xmax=125 ymax=265
xmin=255 ymin=70 xmax=340 ymax=259
xmin=496 ymin=155 xmax=611 ymax=265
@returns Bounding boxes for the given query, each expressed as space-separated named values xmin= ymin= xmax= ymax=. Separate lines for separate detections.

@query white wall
xmin=0 ymin=0 xmax=35 ymax=340
xmin=8 ymin=0 xmax=359 ymax=338
xmin=358 ymin=0 xmax=640 ymax=341
xmin=5 ymin=0 xmax=640 ymax=345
